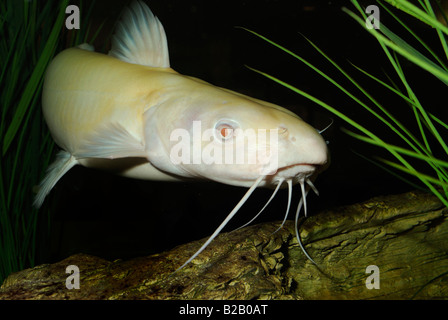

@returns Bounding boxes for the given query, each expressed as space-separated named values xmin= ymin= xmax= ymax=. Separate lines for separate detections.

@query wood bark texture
xmin=1 ymin=190 xmax=447 ymax=299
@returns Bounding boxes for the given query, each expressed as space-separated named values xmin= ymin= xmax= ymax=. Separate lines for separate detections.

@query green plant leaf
xmin=2 ymin=1 xmax=68 ymax=156
xmin=241 ymin=0 xmax=448 ymax=207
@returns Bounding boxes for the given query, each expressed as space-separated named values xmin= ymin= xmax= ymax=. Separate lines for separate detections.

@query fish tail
xmin=33 ymin=150 xmax=78 ymax=208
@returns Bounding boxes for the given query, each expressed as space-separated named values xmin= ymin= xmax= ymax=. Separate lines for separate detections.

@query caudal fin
xmin=33 ymin=151 xmax=78 ymax=208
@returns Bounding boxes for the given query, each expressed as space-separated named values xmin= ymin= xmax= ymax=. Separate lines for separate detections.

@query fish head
xmin=144 ymin=91 xmax=329 ymax=188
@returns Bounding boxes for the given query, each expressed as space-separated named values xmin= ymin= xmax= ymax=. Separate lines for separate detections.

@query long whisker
xmin=175 ymin=175 xmax=264 ymax=272
xmin=301 ymin=179 xmax=308 ymax=217
xmin=273 ymin=179 xmax=292 ymax=234
xmin=306 ymin=178 xmax=319 ymax=196
xmin=295 ymin=179 xmax=316 ymax=265
xmin=318 ymin=118 xmax=334 ymax=134
xmin=234 ymin=178 xmax=284 ymax=232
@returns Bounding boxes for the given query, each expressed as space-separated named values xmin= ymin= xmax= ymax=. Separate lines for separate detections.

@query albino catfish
xmin=35 ymin=1 xmax=329 ymax=271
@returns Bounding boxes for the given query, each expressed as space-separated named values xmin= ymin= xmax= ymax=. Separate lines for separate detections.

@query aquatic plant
xmin=0 ymin=0 xmax=99 ymax=284
xmin=243 ymin=0 xmax=448 ymax=207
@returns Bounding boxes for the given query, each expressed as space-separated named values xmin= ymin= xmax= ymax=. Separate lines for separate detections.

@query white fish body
xmin=36 ymin=1 xmax=329 ymax=270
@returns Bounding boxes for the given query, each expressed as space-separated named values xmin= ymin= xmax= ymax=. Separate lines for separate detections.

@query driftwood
xmin=1 ymin=190 xmax=447 ymax=300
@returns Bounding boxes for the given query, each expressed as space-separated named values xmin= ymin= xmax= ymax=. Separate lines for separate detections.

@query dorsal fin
xmin=108 ymin=0 xmax=170 ymax=68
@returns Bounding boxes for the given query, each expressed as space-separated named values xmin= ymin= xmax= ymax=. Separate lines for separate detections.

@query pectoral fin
xmin=75 ymin=123 xmax=146 ymax=159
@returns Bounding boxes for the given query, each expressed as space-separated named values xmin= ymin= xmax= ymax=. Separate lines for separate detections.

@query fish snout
xmin=271 ymin=123 xmax=328 ymax=179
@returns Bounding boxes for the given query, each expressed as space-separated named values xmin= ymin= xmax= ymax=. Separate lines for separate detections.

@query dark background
xmin=41 ymin=0 xmax=448 ymax=263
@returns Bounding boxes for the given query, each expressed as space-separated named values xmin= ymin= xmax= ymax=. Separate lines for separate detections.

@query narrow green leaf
xmin=2 ymin=0 xmax=68 ymax=156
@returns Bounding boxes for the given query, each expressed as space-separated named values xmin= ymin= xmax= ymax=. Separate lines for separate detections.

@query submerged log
xmin=1 ymin=190 xmax=447 ymax=299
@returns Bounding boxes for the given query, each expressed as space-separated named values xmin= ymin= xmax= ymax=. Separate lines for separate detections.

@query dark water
xmin=38 ymin=0 xmax=447 ymax=264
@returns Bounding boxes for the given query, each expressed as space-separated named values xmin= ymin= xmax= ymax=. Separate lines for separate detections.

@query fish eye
xmin=215 ymin=120 xmax=238 ymax=141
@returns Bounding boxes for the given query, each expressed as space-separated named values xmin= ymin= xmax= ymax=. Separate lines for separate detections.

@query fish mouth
xmin=175 ymin=162 xmax=322 ymax=271
xmin=273 ymin=163 xmax=318 ymax=181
